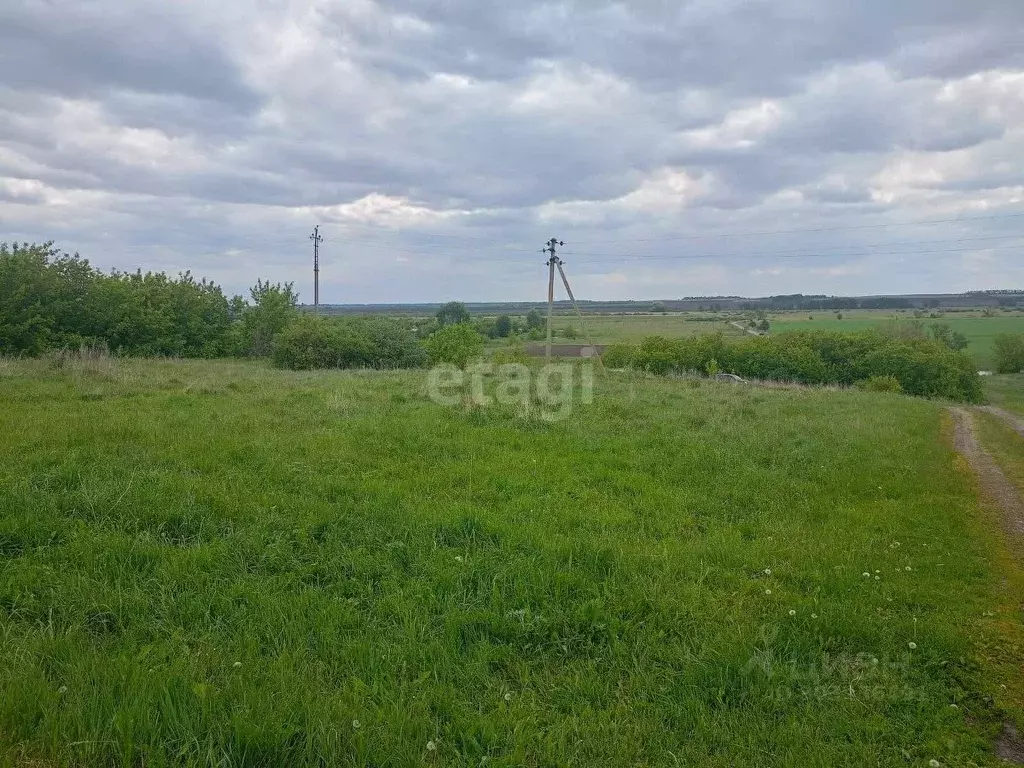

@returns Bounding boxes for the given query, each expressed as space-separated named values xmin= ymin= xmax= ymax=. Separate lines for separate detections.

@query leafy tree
xmin=525 ymin=309 xmax=544 ymax=331
xmin=994 ymin=333 xmax=1024 ymax=373
xmin=493 ymin=314 xmax=512 ymax=338
xmin=436 ymin=301 xmax=470 ymax=327
xmin=243 ymin=280 xmax=298 ymax=356
xmin=929 ymin=323 xmax=969 ymax=351
xmin=757 ymin=319 xmax=770 ymax=333
xmin=423 ymin=323 xmax=484 ymax=368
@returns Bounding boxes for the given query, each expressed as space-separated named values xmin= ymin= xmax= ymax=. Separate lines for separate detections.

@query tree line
xmin=0 ymin=242 xmax=306 ymax=358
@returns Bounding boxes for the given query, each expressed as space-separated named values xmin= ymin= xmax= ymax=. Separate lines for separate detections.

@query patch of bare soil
xmin=997 ymin=723 xmax=1024 ymax=764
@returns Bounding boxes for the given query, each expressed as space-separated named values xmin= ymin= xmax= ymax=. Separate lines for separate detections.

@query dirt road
xmin=948 ymin=407 xmax=1024 ymax=763
xmin=948 ymin=407 xmax=1024 ymax=538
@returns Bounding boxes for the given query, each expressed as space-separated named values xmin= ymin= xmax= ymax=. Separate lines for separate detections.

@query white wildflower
xmin=788 ymin=609 xmax=796 ymax=616
xmin=908 ymin=642 xmax=917 ymax=650
xmin=765 ymin=589 xmax=771 ymax=595
xmin=352 ymin=719 xmax=361 ymax=729
xmin=233 ymin=661 xmax=242 ymax=668
xmin=504 ymin=693 xmax=512 ymax=702
xmin=764 ymin=568 xmax=772 ymax=575
xmin=427 ymin=740 xmax=437 ymax=752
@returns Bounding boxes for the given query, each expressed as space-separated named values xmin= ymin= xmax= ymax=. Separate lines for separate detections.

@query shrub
xmin=621 ymin=330 xmax=981 ymax=402
xmin=602 ymin=344 xmax=635 ymax=369
xmin=994 ymin=333 xmax=1024 ymax=374
xmin=345 ymin=316 xmax=426 ymax=369
xmin=436 ymin=301 xmax=470 ymax=327
xmin=491 ymin=341 xmax=530 ymax=366
xmin=857 ymin=375 xmax=903 ymax=393
xmin=493 ymin=315 xmax=512 ymax=338
xmin=272 ymin=316 xmax=358 ymax=370
xmin=271 ymin=315 xmax=425 ymax=371
xmin=424 ymin=323 xmax=484 ymax=368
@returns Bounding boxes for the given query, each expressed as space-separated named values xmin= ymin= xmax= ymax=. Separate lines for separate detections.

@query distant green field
xmin=550 ymin=313 xmax=746 ymax=343
xmin=1 ymin=358 xmax=1023 ymax=765
xmin=541 ymin=310 xmax=1024 ymax=369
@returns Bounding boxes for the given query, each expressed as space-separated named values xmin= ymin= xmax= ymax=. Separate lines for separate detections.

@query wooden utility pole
xmin=309 ymin=226 xmax=323 ymax=314
xmin=556 ymin=258 xmax=603 ymax=368
xmin=543 ymin=238 xmax=563 ymax=361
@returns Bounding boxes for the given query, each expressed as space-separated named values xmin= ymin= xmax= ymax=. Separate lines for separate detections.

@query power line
xmin=569 ymin=211 xmax=1024 ymax=245
xmin=563 ymin=243 xmax=1023 ymax=266
xmin=559 ymin=233 xmax=1024 ymax=260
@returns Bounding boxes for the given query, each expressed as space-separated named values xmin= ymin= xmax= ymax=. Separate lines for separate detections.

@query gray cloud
xmin=1 ymin=0 xmax=1022 ymax=302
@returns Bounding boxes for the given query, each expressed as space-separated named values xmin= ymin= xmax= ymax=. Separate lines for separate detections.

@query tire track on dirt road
xmin=948 ymin=406 xmax=1024 ymax=764
xmin=949 ymin=407 xmax=1024 ymax=538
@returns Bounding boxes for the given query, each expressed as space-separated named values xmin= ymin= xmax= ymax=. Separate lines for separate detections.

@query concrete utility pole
xmin=543 ymin=237 xmax=563 ymax=361
xmin=309 ymin=225 xmax=323 ymax=314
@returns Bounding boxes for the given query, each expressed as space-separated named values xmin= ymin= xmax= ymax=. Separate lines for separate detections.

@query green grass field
xmin=985 ymin=375 xmax=1024 ymax=417
xmin=549 ymin=314 xmax=746 ymax=344
xmin=1 ymin=358 xmax=1022 ymax=766
xmin=544 ymin=310 xmax=1024 ymax=369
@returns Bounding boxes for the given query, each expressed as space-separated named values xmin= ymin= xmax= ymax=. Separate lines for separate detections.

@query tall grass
xmin=0 ymin=359 xmax=1020 ymax=766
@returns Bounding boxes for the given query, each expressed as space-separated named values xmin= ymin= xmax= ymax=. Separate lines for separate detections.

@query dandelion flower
xmin=352 ymin=719 xmax=361 ymax=729
xmin=427 ymin=740 xmax=437 ymax=752
xmin=908 ymin=642 xmax=917 ymax=650
xmin=233 ymin=661 xmax=242 ymax=668
xmin=789 ymin=609 xmax=796 ymax=616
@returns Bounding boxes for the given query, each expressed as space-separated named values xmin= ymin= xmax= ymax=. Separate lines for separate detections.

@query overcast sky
xmin=1 ymin=0 xmax=1022 ymax=303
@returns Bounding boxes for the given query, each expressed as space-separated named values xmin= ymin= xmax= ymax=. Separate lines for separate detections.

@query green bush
xmin=994 ymin=333 xmax=1024 ymax=373
xmin=603 ymin=344 xmax=635 ymax=369
xmin=424 ymin=323 xmax=485 ymax=368
xmin=857 ymin=375 xmax=903 ymax=393
xmin=617 ymin=330 xmax=982 ymax=402
xmin=491 ymin=341 xmax=530 ymax=366
xmin=271 ymin=315 xmax=425 ymax=371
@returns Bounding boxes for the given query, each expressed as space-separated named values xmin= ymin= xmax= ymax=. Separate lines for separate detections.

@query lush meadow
xmin=1 ymin=358 xmax=1022 ymax=766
